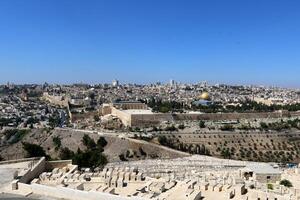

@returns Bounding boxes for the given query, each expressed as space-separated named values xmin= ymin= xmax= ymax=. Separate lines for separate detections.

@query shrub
xmin=82 ymin=134 xmax=96 ymax=149
xmin=72 ymin=148 xmax=107 ymax=169
xmin=97 ymin=137 xmax=108 ymax=148
xmin=220 ymin=124 xmax=234 ymax=131
xmin=280 ymin=179 xmax=293 ymax=188
xmin=52 ymin=136 xmax=62 ymax=150
xmin=199 ymin=120 xmax=206 ymax=128
xmin=152 ymin=126 xmax=158 ymax=131
xmin=94 ymin=115 xmax=100 ymax=122
xmin=221 ymin=148 xmax=231 ymax=159
xmin=71 ymin=135 xmax=109 ymax=169
xmin=165 ymin=125 xmax=177 ymax=131
xmin=267 ymin=183 xmax=274 ymax=190
xmin=49 ymin=114 xmax=61 ymax=128
xmin=22 ymin=142 xmax=49 ymax=159
xmin=59 ymin=147 xmax=74 ymax=160
xmin=178 ymin=124 xmax=185 ymax=129
xmin=4 ymin=129 xmax=29 ymax=144
xmin=139 ymin=147 xmax=147 ymax=156
xmin=158 ymin=135 xmax=168 ymax=145
xmin=119 ymin=154 xmax=127 ymax=161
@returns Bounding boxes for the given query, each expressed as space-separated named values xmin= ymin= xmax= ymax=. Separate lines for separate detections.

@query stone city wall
xmin=130 ymin=113 xmax=173 ymax=127
xmin=129 ymin=111 xmax=292 ymax=127
xmin=173 ymin=111 xmax=288 ymax=121
xmin=100 ymin=104 xmax=112 ymax=115
xmin=105 ymin=104 xmax=300 ymax=127
xmin=42 ymin=92 xmax=69 ymax=108
xmin=111 ymin=107 xmax=132 ymax=126
xmin=42 ymin=92 xmax=72 ymax=122
xmin=113 ymin=102 xmax=148 ymax=110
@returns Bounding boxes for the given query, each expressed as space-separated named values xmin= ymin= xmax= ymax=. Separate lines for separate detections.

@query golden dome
xmin=199 ymin=92 xmax=210 ymax=100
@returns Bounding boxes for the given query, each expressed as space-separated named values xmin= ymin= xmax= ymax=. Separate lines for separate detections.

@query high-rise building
xmin=199 ymin=81 xmax=208 ymax=88
xmin=170 ymin=79 xmax=175 ymax=86
xmin=112 ymin=79 xmax=119 ymax=87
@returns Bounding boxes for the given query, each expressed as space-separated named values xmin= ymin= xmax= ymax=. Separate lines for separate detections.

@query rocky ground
xmin=1 ymin=126 xmax=300 ymax=164
xmin=0 ymin=128 xmax=187 ymax=162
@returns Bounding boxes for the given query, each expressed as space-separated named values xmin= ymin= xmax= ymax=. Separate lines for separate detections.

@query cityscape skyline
xmin=1 ymin=0 xmax=300 ymax=87
xmin=3 ymin=79 xmax=300 ymax=90
xmin=2 ymin=1 xmax=300 ymax=200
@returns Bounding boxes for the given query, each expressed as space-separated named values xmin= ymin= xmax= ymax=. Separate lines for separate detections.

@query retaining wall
xmin=18 ymin=183 xmax=144 ymax=200
xmin=19 ymin=157 xmax=46 ymax=184
xmin=45 ymin=160 xmax=72 ymax=171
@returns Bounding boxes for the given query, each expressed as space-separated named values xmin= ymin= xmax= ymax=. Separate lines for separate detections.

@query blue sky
xmin=0 ymin=0 xmax=300 ymax=87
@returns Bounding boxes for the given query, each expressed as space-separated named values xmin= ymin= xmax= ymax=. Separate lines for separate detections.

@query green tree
xmin=59 ymin=147 xmax=74 ymax=160
xmin=199 ymin=120 xmax=206 ymax=128
xmin=52 ymin=136 xmax=62 ymax=151
xmin=5 ymin=129 xmax=30 ymax=144
xmin=165 ymin=125 xmax=177 ymax=131
xmin=139 ymin=147 xmax=147 ymax=156
xmin=49 ymin=115 xmax=61 ymax=128
xmin=22 ymin=142 xmax=49 ymax=159
xmin=178 ymin=124 xmax=185 ymax=129
xmin=158 ymin=135 xmax=168 ymax=145
xmin=82 ymin=134 xmax=96 ymax=149
xmin=72 ymin=148 xmax=107 ymax=169
xmin=94 ymin=115 xmax=100 ymax=122
xmin=119 ymin=154 xmax=127 ymax=161
xmin=221 ymin=148 xmax=231 ymax=159
xmin=267 ymin=183 xmax=274 ymax=190
xmin=280 ymin=179 xmax=293 ymax=188
xmin=220 ymin=124 xmax=234 ymax=131
xmin=97 ymin=137 xmax=108 ymax=148
xmin=260 ymin=122 xmax=268 ymax=130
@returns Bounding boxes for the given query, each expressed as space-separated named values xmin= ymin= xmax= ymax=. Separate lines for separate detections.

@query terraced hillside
xmin=155 ymin=130 xmax=300 ymax=163
xmin=2 ymin=127 xmax=300 ymax=164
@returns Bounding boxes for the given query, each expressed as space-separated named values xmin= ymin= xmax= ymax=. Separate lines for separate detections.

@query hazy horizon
xmin=2 ymin=79 xmax=300 ymax=90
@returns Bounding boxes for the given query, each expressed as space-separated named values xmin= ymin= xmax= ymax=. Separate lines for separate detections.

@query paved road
xmin=0 ymin=193 xmax=38 ymax=200
xmin=0 ymin=193 xmax=59 ymax=200
xmin=0 ymin=161 xmax=31 ymax=189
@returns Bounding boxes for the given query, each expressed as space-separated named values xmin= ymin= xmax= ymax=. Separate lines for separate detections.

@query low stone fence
xmin=45 ymin=160 xmax=72 ymax=171
xmin=0 ymin=157 xmax=39 ymax=165
xmin=18 ymin=182 xmax=144 ymax=200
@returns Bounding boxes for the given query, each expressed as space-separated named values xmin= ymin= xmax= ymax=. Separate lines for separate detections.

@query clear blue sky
xmin=1 ymin=0 xmax=300 ymax=87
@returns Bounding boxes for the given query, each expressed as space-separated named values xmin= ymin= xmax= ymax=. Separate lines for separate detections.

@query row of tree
xmin=148 ymin=98 xmax=300 ymax=113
